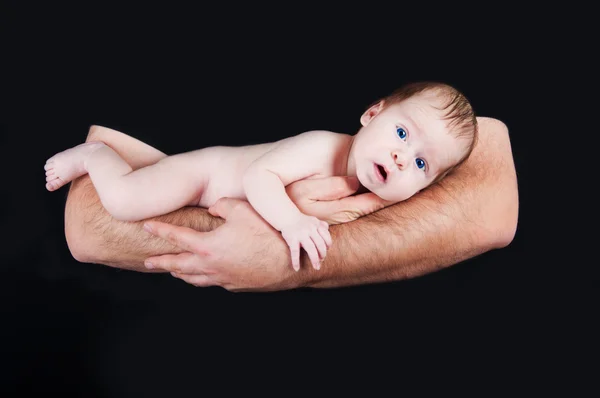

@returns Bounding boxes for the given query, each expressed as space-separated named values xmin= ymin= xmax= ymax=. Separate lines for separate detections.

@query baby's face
xmin=350 ymin=92 xmax=465 ymax=202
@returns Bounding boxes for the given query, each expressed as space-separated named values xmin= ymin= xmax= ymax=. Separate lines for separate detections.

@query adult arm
xmin=64 ymin=126 xmax=376 ymax=273
xmin=309 ymin=116 xmax=518 ymax=287
xmin=143 ymin=116 xmax=519 ymax=290
xmin=64 ymin=125 xmax=224 ymax=272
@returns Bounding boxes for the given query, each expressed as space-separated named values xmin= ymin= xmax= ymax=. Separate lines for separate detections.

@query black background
xmin=2 ymin=4 xmax=591 ymax=396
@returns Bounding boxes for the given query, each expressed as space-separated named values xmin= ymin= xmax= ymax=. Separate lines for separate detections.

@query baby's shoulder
xmin=288 ymin=130 xmax=349 ymax=154
xmin=297 ymin=129 xmax=350 ymax=145
xmin=299 ymin=129 xmax=345 ymax=137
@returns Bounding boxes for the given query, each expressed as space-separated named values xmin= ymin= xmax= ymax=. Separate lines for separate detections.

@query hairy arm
xmin=68 ymin=117 xmax=518 ymax=289
xmin=64 ymin=126 xmax=223 ymax=272
xmin=303 ymin=117 xmax=519 ymax=288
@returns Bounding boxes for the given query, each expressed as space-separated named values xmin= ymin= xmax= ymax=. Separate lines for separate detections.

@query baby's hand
xmin=280 ymin=214 xmax=332 ymax=271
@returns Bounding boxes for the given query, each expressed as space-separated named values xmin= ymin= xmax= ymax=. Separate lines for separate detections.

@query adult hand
xmin=143 ymin=198 xmax=297 ymax=292
xmin=286 ymin=176 xmax=391 ymax=225
xmin=141 ymin=176 xmax=389 ymax=291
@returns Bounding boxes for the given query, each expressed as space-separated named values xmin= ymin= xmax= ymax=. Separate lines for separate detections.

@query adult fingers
xmin=289 ymin=176 xmax=360 ymax=202
xmin=143 ymin=221 xmax=207 ymax=253
xmin=312 ymin=176 xmax=360 ymax=201
xmin=171 ymin=272 xmax=213 ymax=287
xmin=320 ymin=192 xmax=391 ymax=224
xmin=208 ymin=197 xmax=247 ymax=219
xmin=336 ymin=192 xmax=391 ymax=216
xmin=143 ymin=252 xmax=204 ymax=274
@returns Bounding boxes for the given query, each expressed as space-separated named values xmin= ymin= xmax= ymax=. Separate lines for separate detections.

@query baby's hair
xmin=375 ymin=81 xmax=479 ymax=184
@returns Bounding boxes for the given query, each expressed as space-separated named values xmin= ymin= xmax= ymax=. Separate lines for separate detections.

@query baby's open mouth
xmin=376 ymin=164 xmax=387 ymax=181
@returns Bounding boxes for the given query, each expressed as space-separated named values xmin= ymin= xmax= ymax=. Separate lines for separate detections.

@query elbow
xmin=484 ymin=187 xmax=519 ymax=250
xmin=491 ymin=207 xmax=518 ymax=249
xmin=479 ymin=117 xmax=519 ymax=249
xmin=471 ymin=209 xmax=518 ymax=254
xmin=63 ymin=179 xmax=102 ymax=263
xmin=64 ymin=209 xmax=93 ymax=263
xmin=66 ymin=238 xmax=91 ymax=264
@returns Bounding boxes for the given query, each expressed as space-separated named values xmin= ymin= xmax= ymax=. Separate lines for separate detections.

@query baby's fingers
xmin=288 ymin=238 xmax=301 ymax=272
xmin=318 ymin=221 xmax=332 ymax=248
xmin=311 ymin=233 xmax=328 ymax=262
xmin=301 ymin=237 xmax=321 ymax=270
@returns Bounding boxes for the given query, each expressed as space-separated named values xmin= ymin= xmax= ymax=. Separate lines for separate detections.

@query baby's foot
xmin=44 ymin=141 xmax=105 ymax=191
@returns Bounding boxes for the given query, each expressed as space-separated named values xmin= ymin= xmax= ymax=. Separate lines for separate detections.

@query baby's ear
xmin=360 ymin=100 xmax=385 ymax=126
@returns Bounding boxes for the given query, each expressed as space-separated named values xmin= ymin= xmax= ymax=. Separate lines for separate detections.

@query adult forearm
xmin=304 ymin=194 xmax=486 ymax=288
xmin=64 ymin=125 xmax=224 ymax=271
xmin=65 ymin=176 xmax=223 ymax=271
xmin=303 ymin=117 xmax=518 ymax=288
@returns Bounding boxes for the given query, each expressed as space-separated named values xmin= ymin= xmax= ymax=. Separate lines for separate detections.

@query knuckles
xmin=166 ymin=231 xmax=179 ymax=245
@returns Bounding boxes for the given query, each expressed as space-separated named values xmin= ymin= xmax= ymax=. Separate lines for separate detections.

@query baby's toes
xmin=44 ymin=160 xmax=54 ymax=171
xmin=46 ymin=180 xmax=59 ymax=191
xmin=45 ymin=176 xmax=65 ymax=191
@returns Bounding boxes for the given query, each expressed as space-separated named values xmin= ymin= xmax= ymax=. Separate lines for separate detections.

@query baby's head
xmin=348 ymin=81 xmax=478 ymax=202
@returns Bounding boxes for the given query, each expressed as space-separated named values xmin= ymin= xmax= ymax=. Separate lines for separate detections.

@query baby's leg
xmin=45 ymin=142 xmax=209 ymax=221
xmin=45 ymin=142 xmax=107 ymax=191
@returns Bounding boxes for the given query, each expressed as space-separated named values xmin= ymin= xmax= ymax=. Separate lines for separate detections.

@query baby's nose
xmin=392 ymin=150 xmax=408 ymax=170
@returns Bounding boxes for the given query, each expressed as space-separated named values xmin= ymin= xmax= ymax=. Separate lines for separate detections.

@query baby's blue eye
xmin=416 ymin=158 xmax=426 ymax=170
xmin=396 ymin=127 xmax=407 ymax=140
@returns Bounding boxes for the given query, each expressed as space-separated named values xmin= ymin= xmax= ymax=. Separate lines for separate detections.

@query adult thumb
xmin=208 ymin=197 xmax=245 ymax=219
xmin=309 ymin=176 xmax=361 ymax=201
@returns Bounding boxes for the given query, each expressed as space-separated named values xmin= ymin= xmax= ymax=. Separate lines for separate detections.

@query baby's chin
xmin=354 ymin=177 xmax=370 ymax=195
xmin=356 ymin=175 xmax=387 ymax=197
xmin=373 ymin=187 xmax=414 ymax=203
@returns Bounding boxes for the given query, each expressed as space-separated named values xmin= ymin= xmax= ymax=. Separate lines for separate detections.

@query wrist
xmin=275 ymin=209 xmax=304 ymax=232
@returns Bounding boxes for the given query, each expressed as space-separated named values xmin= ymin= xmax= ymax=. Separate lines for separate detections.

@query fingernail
xmin=315 ymin=262 xmax=321 ymax=270
xmin=143 ymin=223 xmax=152 ymax=233
xmin=144 ymin=261 xmax=153 ymax=269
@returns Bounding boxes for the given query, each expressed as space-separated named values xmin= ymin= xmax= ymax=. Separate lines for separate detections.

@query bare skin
xmin=47 ymin=93 xmax=469 ymax=272
xmin=45 ymin=142 xmax=106 ymax=191
xmin=64 ymin=117 xmax=518 ymax=292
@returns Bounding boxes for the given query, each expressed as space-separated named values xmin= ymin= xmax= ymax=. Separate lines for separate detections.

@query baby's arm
xmin=242 ymin=130 xmax=342 ymax=271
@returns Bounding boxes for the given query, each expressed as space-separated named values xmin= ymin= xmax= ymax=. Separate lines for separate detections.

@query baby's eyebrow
xmin=406 ymin=115 xmax=442 ymax=174
xmin=406 ymin=115 xmax=423 ymax=136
